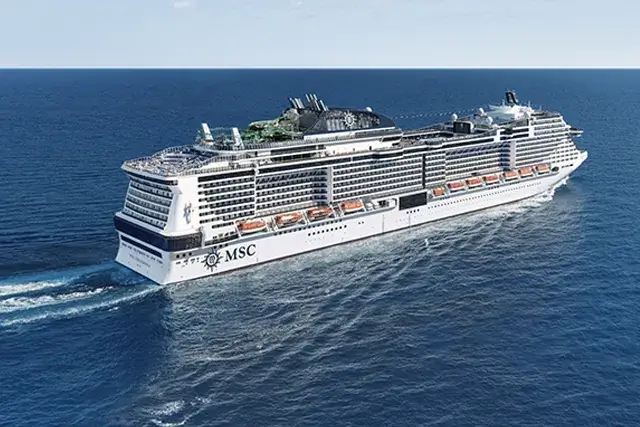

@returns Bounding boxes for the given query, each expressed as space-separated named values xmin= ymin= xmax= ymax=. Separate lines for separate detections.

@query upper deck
xmin=122 ymin=91 xmax=570 ymax=179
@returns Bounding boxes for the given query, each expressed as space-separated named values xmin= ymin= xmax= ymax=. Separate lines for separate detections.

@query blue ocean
xmin=1 ymin=69 xmax=638 ymax=426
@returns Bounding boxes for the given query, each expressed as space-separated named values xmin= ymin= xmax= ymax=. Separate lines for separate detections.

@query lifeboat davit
xmin=484 ymin=174 xmax=499 ymax=184
xmin=519 ymin=167 xmax=533 ymax=177
xmin=307 ymin=206 xmax=334 ymax=221
xmin=237 ymin=219 xmax=267 ymax=233
xmin=503 ymin=171 xmax=518 ymax=181
xmin=433 ymin=187 xmax=445 ymax=197
xmin=466 ymin=177 xmax=483 ymax=188
xmin=447 ymin=181 xmax=465 ymax=192
xmin=340 ymin=200 xmax=365 ymax=214
xmin=275 ymin=212 xmax=303 ymax=227
xmin=535 ymin=164 xmax=550 ymax=174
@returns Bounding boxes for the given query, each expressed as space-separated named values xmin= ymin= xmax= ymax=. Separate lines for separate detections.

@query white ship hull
xmin=115 ymin=153 xmax=587 ymax=285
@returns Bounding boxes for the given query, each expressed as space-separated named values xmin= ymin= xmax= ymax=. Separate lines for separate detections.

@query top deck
xmin=122 ymin=91 xmax=566 ymax=179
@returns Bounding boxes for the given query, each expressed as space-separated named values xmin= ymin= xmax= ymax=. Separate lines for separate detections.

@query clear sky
xmin=1 ymin=0 xmax=639 ymax=67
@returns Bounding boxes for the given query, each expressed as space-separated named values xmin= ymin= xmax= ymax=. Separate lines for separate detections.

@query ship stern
xmin=115 ymin=232 xmax=173 ymax=285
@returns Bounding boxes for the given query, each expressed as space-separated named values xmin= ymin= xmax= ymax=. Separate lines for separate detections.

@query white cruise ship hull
xmin=115 ymin=153 xmax=587 ymax=285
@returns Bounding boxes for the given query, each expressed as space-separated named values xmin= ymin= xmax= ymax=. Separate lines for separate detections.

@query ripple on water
xmin=0 ymin=263 xmax=160 ymax=328
xmin=129 ymin=181 xmax=604 ymax=427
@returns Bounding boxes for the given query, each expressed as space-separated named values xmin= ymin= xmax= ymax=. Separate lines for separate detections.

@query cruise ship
xmin=114 ymin=90 xmax=588 ymax=285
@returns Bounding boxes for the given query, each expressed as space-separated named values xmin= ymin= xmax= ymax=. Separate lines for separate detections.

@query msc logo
xmin=202 ymin=244 xmax=256 ymax=271
xmin=203 ymin=250 xmax=221 ymax=271
xmin=224 ymin=244 xmax=256 ymax=261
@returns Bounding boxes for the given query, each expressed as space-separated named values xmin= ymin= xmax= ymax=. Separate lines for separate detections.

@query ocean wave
xmin=0 ymin=280 xmax=67 ymax=298
xmin=0 ymin=287 xmax=110 ymax=314
xmin=0 ymin=262 xmax=160 ymax=327
xmin=0 ymin=285 xmax=160 ymax=327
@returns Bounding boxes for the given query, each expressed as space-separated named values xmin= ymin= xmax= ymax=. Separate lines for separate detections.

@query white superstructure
xmin=114 ymin=91 xmax=588 ymax=285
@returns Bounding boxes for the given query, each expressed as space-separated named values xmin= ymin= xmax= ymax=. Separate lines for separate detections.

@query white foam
xmin=0 ymin=287 xmax=109 ymax=314
xmin=150 ymin=419 xmax=187 ymax=427
xmin=0 ymin=286 xmax=161 ymax=327
xmin=151 ymin=401 xmax=185 ymax=417
xmin=0 ymin=261 xmax=126 ymax=298
xmin=147 ymin=396 xmax=212 ymax=427
xmin=0 ymin=280 xmax=66 ymax=297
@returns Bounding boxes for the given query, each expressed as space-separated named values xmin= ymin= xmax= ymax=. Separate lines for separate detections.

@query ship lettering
xmin=224 ymin=244 xmax=257 ymax=261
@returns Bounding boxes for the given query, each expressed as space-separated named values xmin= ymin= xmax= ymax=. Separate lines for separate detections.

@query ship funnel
xmin=304 ymin=93 xmax=320 ymax=111
xmin=311 ymin=93 xmax=321 ymax=111
xmin=505 ymin=90 xmax=519 ymax=106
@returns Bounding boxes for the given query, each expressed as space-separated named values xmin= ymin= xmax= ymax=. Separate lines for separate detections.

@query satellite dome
xmin=451 ymin=113 xmax=458 ymax=121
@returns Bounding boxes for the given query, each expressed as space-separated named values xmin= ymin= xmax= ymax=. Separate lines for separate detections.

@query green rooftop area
xmin=241 ymin=112 xmax=303 ymax=142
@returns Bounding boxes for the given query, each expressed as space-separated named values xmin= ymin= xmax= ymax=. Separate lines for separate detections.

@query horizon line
xmin=2 ymin=65 xmax=640 ymax=70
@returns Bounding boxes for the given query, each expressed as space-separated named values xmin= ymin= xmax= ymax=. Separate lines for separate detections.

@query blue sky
xmin=1 ymin=0 xmax=638 ymax=67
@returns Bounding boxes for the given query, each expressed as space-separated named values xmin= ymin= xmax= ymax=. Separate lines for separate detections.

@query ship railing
xmin=156 ymin=145 xmax=193 ymax=155
xmin=180 ymin=162 xmax=255 ymax=176
xmin=123 ymin=149 xmax=258 ymax=176
xmin=405 ymin=128 xmax=499 ymax=143
xmin=238 ymin=128 xmax=401 ymax=150
xmin=124 ymin=146 xmax=198 ymax=165
xmin=196 ymin=137 xmax=304 ymax=151
xmin=403 ymin=125 xmax=445 ymax=135
xmin=123 ymin=160 xmax=252 ymax=177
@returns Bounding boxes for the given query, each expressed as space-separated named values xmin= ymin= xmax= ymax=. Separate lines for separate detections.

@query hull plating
xmin=115 ymin=154 xmax=586 ymax=285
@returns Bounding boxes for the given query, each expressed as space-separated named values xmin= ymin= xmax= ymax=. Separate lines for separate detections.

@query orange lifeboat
xmin=306 ymin=206 xmax=334 ymax=221
xmin=484 ymin=174 xmax=499 ymax=184
xmin=535 ymin=164 xmax=550 ymax=174
xmin=237 ymin=219 xmax=267 ymax=233
xmin=433 ymin=187 xmax=445 ymax=197
xmin=447 ymin=181 xmax=465 ymax=192
xmin=275 ymin=212 xmax=303 ymax=227
xmin=340 ymin=200 xmax=365 ymax=214
xmin=466 ymin=177 xmax=483 ymax=188
xmin=503 ymin=171 xmax=518 ymax=181
xmin=519 ymin=167 xmax=533 ymax=177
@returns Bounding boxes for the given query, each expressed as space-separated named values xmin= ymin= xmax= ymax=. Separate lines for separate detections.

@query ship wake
xmin=0 ymin=262 xmax=162 ymax=327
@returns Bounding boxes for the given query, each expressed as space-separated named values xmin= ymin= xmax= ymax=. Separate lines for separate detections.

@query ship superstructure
xmin=114 ymin=91 xmax=587 ymax=284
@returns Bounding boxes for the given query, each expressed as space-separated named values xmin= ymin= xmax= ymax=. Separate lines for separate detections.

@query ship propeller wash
xmin=114 ymin=91 xmax=588 ymax=284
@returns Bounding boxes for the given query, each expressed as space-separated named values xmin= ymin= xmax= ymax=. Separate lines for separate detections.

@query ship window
xmin=115 ymin=216 xmax=201 ymax=252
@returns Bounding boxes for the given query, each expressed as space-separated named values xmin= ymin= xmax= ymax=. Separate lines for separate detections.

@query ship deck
xmin=122 ymin=108 xmax=564 ymax=178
